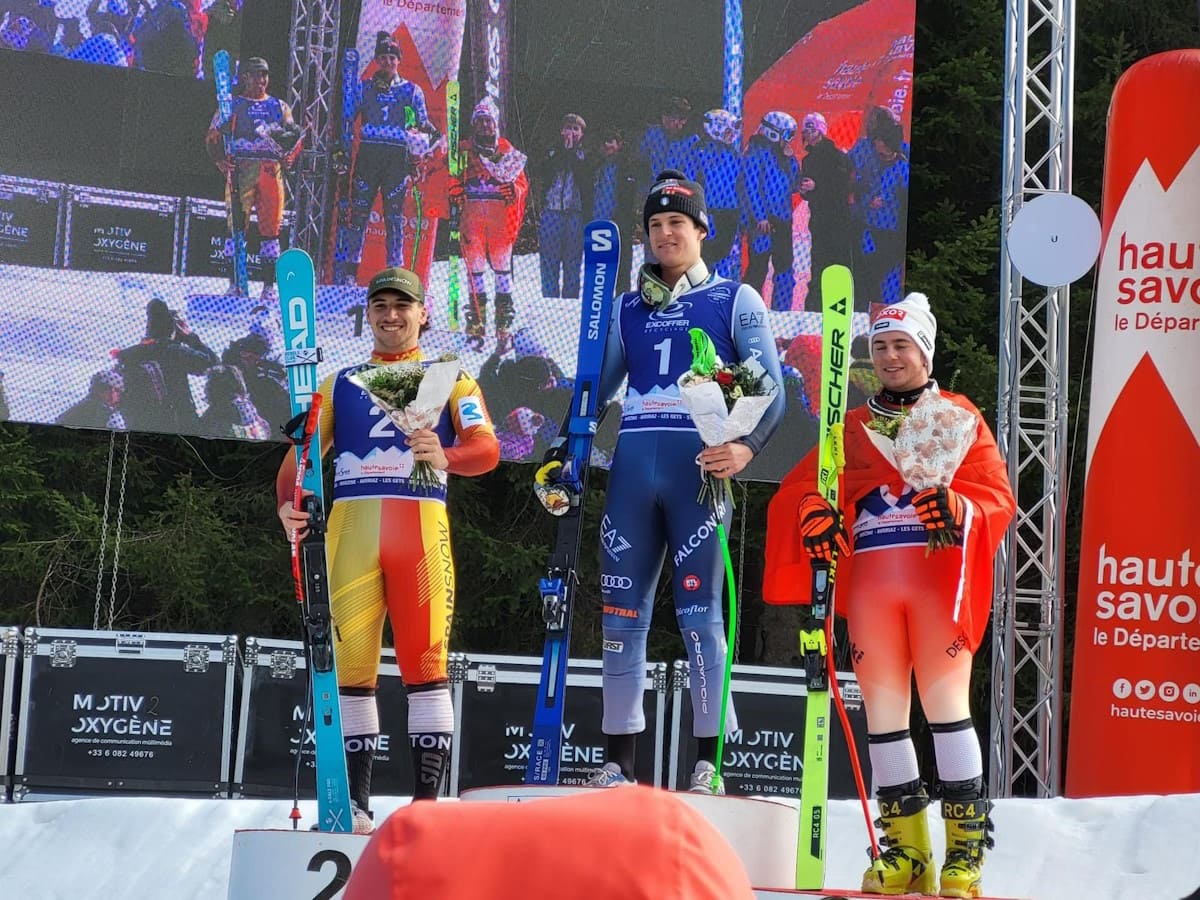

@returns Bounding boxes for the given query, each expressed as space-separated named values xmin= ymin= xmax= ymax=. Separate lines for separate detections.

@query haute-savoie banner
xmin=1066 ymin=50 xmax=1200 ymax=797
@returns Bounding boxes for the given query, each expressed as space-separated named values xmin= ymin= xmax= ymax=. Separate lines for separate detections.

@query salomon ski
xmin=526 ymin=220 xmax=620 ymax=785
xmin=213 ymin=50 xmax=249 ymax=298
xmin=796 ymin=264 xmax=854 ymax=887
xmin=278 ymin=247 xmax=353 ymax=833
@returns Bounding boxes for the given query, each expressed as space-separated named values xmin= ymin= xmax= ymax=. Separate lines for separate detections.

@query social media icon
xmin=1159 ymin=681 xmax=1180 ymax=702
xmin=1184 ymin=683 xmax=1200 ymax=704
xmin=1134 ymin=679 xmax=1156 ymax=701
xmin=1112 ymin=678 xmax=1132 ymax=699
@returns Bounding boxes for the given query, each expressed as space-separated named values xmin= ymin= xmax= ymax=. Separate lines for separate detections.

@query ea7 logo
xmin=590 ymin=227 xmax=614 ymax=252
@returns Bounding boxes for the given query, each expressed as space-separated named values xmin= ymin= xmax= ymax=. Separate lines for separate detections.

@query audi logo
xmin=601 ymin=575 xmax=633 ymax=590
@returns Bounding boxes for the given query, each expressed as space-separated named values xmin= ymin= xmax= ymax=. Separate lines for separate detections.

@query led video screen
xmin=0 ymin=0 xmax=915 ymax=483
xmin=0 ymin=0 xmax=247 ymax=79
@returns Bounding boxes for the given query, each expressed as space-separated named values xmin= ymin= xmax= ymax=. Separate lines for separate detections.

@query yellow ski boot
xmin=938 ymin=779 xmax=995 ymax=898
xmin=860 ymin=785 xmax=937 ymax=895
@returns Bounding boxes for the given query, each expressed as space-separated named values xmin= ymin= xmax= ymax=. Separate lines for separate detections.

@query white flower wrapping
xmin=862 ymin=386 xmax=980 ymax=620
xmin=348 ymin=358 xmax=462 ymax=489
xmin=677 ymin=358 xmax=777 ymax=511
xmin=676 ymin=358 xmax=778 ymax=449
xmin=891 ymin=388 xmax=978 ymax=490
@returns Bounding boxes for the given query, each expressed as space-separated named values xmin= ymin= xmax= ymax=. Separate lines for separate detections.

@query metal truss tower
xmin=991 ymin=0 xmax=1076 ymax=798
xmin=286 ymin=0 xmax=342 ymax=268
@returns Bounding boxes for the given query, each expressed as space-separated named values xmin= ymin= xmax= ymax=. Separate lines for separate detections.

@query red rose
xmin=715 ymin=370 xmax=734 ymax=386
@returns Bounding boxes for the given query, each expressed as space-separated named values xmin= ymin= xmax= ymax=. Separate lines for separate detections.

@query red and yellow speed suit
xmin=276 ymin=347 xmax=499 ymax=689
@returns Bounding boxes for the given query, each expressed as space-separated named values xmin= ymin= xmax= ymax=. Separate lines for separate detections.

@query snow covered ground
xmin=2 ymin=791 xmax=1197 ymax=899
xmin=0 ymin=244 xmax=835 ymax=429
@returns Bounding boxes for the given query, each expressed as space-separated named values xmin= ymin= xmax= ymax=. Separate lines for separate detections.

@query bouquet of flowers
xmin=863 ymin=386 xmax=978 ymax=552
xmin=677 ymin=329 xmax=778 ymax=511
xmin=348 ymin=353 xmax=461 ymax=492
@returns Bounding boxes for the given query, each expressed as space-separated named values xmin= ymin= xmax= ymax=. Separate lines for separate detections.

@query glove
xmin=498 ymin=181 xmax=516 ymax=202
xmin=331 ymin=145 xmax=351 ymax=176
xmin=912 ymin=486 xmax=967 ymax=532
xmin=798 ymin=492 xmax=850 ymax=562
xmin=448 ymin=180 xmax=466 ymax=204
xmin=533 ymin=437 xmax=571 ymax=515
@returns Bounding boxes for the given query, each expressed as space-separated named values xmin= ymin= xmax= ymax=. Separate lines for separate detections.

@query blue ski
xmin=213 ymin=50 xmax=249 ymax=298
xmin=278 ymin=248 xmax=353 ymax=833
xmin=525 ymin=220 xmax=620 ymax=785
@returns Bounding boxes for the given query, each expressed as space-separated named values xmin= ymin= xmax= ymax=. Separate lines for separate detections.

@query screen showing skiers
xmin=0 ymin=0 xmax=915 ymax=486
xmin=0 ymin=0 xmax=247 ymax=79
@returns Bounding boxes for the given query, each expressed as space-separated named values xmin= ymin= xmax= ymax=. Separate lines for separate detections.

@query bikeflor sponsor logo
xmin=677 ymin=602 xmax=708 ymax=617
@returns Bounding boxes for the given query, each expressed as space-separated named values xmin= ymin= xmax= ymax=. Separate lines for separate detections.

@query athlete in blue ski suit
xmin=584 ymin=170 xmax=785 ymax=792
xmin=333 ymin=32 xmax=440 ymax=285
xmin=742 ymin=115 xmax=803 ymax=311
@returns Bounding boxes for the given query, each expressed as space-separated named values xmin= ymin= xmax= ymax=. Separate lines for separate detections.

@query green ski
xmin=796 ymin=264 xmax=854 ymax=888
xmin=445 ymin=80 xmax=463 ymax=331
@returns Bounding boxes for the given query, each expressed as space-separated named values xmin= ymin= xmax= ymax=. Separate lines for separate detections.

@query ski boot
xmin=494 ymin=291 xmax=515 ymax=348
xmin=346 ymin=743 xmax=375 ymax=833
xmin=938 ymin=778 xmax=995 ymax=898
xmin=861 ymin=784 xmax=937 ymax=895
xmin=464 ymin=294 xmax=488 ymax=351
xmin=688 ymin=759 xmax=725 ymax=795
xmin=585 ymin=762 xmax=635 ymax=787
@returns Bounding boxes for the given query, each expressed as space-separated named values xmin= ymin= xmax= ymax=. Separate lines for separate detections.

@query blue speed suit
xmin=595 ymin=260 xmax=785 ymax=739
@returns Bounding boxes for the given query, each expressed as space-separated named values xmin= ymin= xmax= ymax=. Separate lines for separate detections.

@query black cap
xmin=243 ymin=57 xmax=269 ymax=74
xmin=643 ymin=169 xmax=708 ymax=232
xmin=375 ymin=31 xmax=401 ymax=58
xmin=366 ymin=267 xmax=424 ymax=303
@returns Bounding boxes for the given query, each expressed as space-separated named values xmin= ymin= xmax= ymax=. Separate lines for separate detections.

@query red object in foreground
xmin=775 ymin=890 xmax=1027 ymax=899
xmin=343 ymin=785 xmax=756 ymax=899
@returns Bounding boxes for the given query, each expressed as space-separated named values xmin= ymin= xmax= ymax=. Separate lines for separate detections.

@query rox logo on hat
xmin=876 ymin=306 xmax=907 ymax=321
xmin=658 ymin=182 xmax=694 ymax=197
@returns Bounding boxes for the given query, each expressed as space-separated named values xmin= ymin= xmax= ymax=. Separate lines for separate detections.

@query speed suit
xmin=595 ymin=261 xmax=785 ymax=738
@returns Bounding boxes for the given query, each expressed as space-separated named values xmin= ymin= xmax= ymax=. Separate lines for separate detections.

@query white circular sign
xmin=1006 ymin=192 xmax=1102 ymax=287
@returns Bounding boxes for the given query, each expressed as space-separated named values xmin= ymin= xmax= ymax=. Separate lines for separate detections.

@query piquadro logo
xmin=600 ymin=575 xmax=633 ymax=590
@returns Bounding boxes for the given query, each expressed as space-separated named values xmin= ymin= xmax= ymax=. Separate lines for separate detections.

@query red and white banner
xmin=743 ymin=0 xmax=915 ymax=154
xmin=1066 ymin=50 xmax=1200 ymax=797
xmin=337 ymin=0 xmax=468 ymax=284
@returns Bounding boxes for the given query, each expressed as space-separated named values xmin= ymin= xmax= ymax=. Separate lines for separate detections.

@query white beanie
xmin=870 ymin=291 xmax=937 ymax=369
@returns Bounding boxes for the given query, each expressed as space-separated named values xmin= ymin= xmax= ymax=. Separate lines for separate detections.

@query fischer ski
xmin=445 ymin=79 xmax=462 ymax=331
xmin=796 ymin=264 xmax=854 ymax=887
xmin=214 ymin=50 xmax=249 ymax=298
xmin=278 ymin=247 xmax=353 ymax=833
xmin=525 ymin=220 xmax=620 ymax=785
